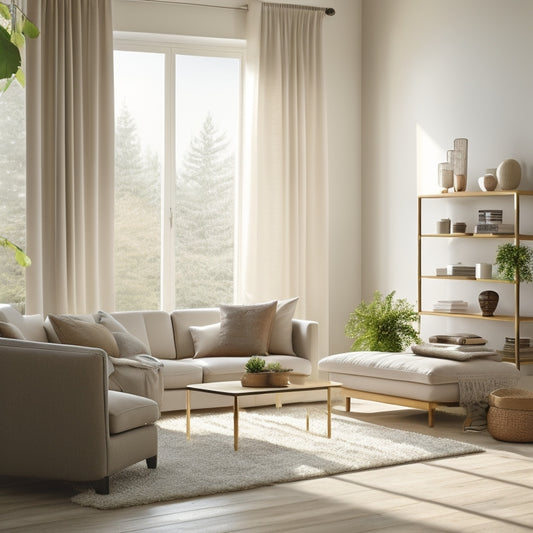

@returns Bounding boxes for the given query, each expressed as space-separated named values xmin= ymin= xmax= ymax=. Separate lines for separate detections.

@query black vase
xmin=478 ymin=290 xmax=499 ymax=317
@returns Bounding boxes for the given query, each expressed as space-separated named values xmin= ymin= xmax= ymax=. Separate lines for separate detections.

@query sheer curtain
xmin=239 ymin=1 xmax=330 ymax=356
xmin=25 ymin=0 xmax=115 ymax=316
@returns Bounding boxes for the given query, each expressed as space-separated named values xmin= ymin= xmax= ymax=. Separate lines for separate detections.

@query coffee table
xmin=186 ymin=380 xmax=341 ymax=450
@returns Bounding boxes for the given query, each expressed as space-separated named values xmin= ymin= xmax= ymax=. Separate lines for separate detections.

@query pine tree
xmin=114 ymin=105 xmax=161 ymax=310
xmin=175 ymin=113 xmax=234 ymax=307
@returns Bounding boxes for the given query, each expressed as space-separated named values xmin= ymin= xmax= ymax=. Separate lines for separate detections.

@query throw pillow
xmin=112 ymin=331 xmax=151 ymax=358
xmin=212 ymin=300 xmax=277 ymax=357
xmin=95 ymin=310 xmax=129 ymax=333
xmin=96 ymin=310 xmax=152 ymax=356
xmin=0 ymin=321 xmax=26 ymax=339
xmin=269 ymin=297 xmax=298 ymax=355
xmin=190 ymin=322 xmax=221 ymax=358
xmin=48 ymin=314 xmax=120 ymax=357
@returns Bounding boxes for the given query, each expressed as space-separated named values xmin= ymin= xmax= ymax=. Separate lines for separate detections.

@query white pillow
xmin=269 ymin=297 xmax=298 ymax=355
xmin=189 ymin=322 xmax=221 ymax=358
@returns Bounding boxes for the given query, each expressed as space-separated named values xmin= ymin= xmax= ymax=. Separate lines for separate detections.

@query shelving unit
xmin=418 ymin=190 xmax=533 ymax=369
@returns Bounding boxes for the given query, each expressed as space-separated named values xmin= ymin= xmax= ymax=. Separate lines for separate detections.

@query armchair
xmin=0 ymin=337 xmax=159 ymax=494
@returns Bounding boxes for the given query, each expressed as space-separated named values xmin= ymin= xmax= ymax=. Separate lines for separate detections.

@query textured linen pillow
xmin=193 ymin=301 xmax=277 ymax=357
xmin=96 ymin=310 xmax=151 ymax=356
xmin=269 ymin=297 xmax=298 ymax=355
xmin=95 ymin=310 xmax=128 ymax=333
xmin=112 ymin=331 xmax=151 ymax=357
xmin=48 ymin=314 xmax=120 ymax=357
xmin=0 ymin=321 xmax=26 ymax=339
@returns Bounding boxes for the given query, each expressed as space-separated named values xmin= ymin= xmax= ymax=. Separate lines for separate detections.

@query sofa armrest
xmin=292 ymin=319 xmax=319 ymax=379
xmin=0 ymin=338 xmax=110 ymax=482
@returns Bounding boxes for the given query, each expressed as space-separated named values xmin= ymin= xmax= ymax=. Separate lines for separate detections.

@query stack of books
xmin=446 ymin=264 xmax=476 ymax=277
xmin=475 ymin=209 xmax=514 ymax=234
xmin=432 ymin=300 xmax=469 ymax=313
xmin=499 ymin=337 xmax=533 ymax=360
xmin=429 ymin=333 xmax=487 ymax=345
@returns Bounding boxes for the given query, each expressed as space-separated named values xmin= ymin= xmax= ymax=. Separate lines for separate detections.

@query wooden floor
xmin=2 ymin=399 xmax=533 ymax=533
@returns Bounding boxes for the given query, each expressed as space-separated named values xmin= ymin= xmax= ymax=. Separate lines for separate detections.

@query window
xmin=0 ymin=82 xmax=26 ymax=310
xmin=114 ymin=38 xmax=242 ymax=311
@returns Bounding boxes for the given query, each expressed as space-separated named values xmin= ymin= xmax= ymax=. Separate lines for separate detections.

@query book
xmin=428 ymin=333 xmax=487 ymax=345
xmin=474 ymin=223 xmax=514 ymax=234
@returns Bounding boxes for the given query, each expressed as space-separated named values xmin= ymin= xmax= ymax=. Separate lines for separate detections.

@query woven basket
xmin=487 ymin=388 xmax=533 ymax=442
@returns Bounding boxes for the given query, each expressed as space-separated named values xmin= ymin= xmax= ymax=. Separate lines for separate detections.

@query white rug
xmin=72 ymin=405 xmax=483 ymax=509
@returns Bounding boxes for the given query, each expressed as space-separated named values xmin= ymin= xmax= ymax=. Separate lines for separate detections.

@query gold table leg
xmin=233 ymin=396 xmax=239 ymax=451
xmin=186 ymin=389 xmax=191 ymax=440
xmin=327 ymin=387 xmax=332 ymax=438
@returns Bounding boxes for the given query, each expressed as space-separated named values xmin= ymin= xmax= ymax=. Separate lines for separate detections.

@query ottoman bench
xmin=318 ymin=350 xmax=520 ymax=427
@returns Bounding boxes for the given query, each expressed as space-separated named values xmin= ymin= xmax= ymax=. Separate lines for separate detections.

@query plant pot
xmin=268 ymin=371 xmax=292 ymax=387
xmin=241 ymin=372 xmax=270 ymax=387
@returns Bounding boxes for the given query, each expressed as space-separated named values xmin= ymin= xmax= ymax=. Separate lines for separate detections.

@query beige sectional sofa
xmin=0 ymin=300 xmax=319 ymax=412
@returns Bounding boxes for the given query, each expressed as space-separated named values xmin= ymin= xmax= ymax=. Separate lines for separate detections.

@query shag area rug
xmin=72 ymin=405 xmax=483 ymax=509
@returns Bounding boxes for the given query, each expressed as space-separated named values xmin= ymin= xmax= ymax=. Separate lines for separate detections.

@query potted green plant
xmin=265 ymin=361 xmax=293 ymax=387
xmin=241 ymin=356 xmax=269 ymax=387
xmin=495 ymin=243 xmax=533 ymax=283
xmin=345 ymin=290 xmax=421 ymax=352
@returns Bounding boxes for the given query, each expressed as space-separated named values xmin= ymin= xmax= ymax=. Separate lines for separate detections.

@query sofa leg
xmin=146 ymin=455 xmax=157 ymax=469
xmin=94 ymin=476 xmax=110 ymax=495
xmin=345 ymin=396 xmax=351 ymax=412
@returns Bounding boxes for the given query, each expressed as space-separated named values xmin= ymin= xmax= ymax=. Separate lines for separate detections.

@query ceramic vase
xmin=478 ymin=290 xmax=499 ymax=317
xmin=497 ymin=159 xmax=521 ymax=190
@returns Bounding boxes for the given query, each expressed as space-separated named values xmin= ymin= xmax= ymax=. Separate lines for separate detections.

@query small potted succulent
xmin=241 ymin=356 xmax=269 ymax=387
xmin=265 ymin=361 xmax=293 ymax=387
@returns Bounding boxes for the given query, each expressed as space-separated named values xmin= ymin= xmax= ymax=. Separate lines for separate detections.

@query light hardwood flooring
xmin=2 ymin=395 xmax=533 ymax=532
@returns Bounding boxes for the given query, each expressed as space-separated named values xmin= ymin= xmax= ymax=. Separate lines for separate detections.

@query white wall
xmin=112 ymin=0 xmax=362 ymax=355
xmin=362 ymin=0 xmax=533 ymax=314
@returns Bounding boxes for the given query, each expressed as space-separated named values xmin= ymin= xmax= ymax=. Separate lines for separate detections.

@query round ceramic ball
xmin=478 ymin=174 xmax=498 ymax=191
xmin=497 ymin=159 xmax=521 ymax=190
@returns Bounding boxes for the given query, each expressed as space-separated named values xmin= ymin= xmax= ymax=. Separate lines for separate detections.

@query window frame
xmin=113 ymin=32 xmax=245 ymax=311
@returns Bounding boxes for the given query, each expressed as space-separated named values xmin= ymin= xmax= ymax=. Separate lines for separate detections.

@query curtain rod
xmin=127 ymin=1 xmax=335 ymax=16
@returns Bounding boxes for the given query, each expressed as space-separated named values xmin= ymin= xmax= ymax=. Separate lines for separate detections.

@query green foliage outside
xmin=0 ymin=83 xmax=26 ymax=308
xmin=174 ymin=112 xmax=234 ymax=308
xmin=114 ymin=107 xmax=235 ymax=310
xmin=495 ymin=243 xmax=533 ymax=283
xmin=345 ymin=290 xmax=421 ymax=352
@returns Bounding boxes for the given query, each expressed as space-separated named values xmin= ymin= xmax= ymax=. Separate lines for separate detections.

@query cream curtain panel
xmin=239 ymin=1 xmax=330 ymax=356
xmin=25 ymin=0 xmax=115 ymax=316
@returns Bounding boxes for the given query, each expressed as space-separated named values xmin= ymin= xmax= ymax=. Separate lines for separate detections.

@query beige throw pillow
xmin=96 ymin=310 xmax=151 ymax=356
xmin=191 ymin=301 xmax=277 ymax=357
xmin=0 ymin=321 xmax=26 ymax=339
xmin=48 ymin=314 xmax=120 ymax=357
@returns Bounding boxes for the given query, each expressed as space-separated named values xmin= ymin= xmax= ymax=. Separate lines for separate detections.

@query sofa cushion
xmin=318 ymin=351 xmax=520 ymax=386
xmin=161 ymin=359 xmax=204 ymax=389
xmin=0 ymin=321 xmax=26 ymax=339
xmin=189 ymin=323 xmax=220 ymax=357
xmin=111 ymin=311 xmax=175 ymax=359
xmin=189 ymin=355 xmax=312 ymax=383
xmin=107 ymin=390 xmax=159 ymax=434
xmin=48 ymin=314 xmax=120 ymax=357
xmin=0 ymin=304 xmax=48 ymax=342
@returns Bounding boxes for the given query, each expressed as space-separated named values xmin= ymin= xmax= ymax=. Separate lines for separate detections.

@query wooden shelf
xmin=419 ymin=311 xmax=533 ymax=321
xmin=421 ymin=275 xmax=513 ymax=283
xmin=418 ymin=191 xmax=533 ymax=369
